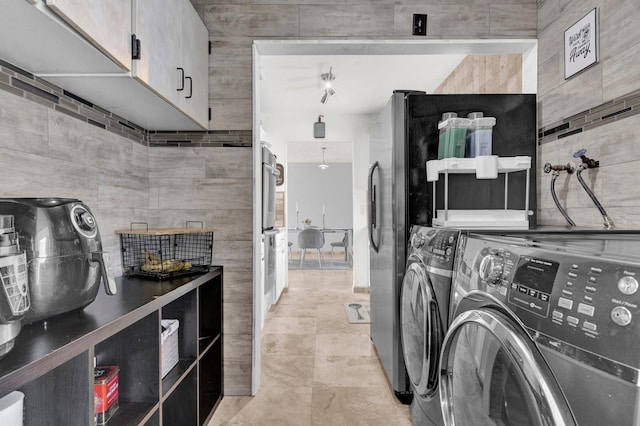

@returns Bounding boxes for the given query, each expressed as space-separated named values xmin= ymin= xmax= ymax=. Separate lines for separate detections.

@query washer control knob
xmin=611 ymin=306 xmax=632 ymax=327
xmin=618 ymin=276 xmax=639 ymax=296
xmin=411 ymin=232 xmax=426 ymax=249
xmin=479 ymin=254 xmax=504 ymax=283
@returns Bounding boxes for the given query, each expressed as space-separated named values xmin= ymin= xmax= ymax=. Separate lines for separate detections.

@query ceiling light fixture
xmin=320 ymin=67 xmax=336 ymax=104
xmin=319 ymin=147 xmax=329 ymax=170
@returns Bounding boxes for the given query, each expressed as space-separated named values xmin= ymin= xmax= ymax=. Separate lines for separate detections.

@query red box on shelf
xmin=94 ymin=365 xmax=119 ymax=425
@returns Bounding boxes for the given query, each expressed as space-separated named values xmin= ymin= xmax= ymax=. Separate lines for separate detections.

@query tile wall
xmin=537 ymin=0 xmax=640 ymax=227
xmin=192 ymin=0 xmax=538 ymax=131
xmin=434 ymin=54 xmax=523 ymax=94
xmin=0 ymin=60 xmax=253 ymax=395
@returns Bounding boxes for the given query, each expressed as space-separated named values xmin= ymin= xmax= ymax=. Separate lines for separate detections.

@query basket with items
xmin=115 ymin=222 xmax=215 ymax=279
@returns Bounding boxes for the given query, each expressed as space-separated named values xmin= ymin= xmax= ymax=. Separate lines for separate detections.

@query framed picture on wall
xmin=564 ymin=8 xmax=598 ymax=79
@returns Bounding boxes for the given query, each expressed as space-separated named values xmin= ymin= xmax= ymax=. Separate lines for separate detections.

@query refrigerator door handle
xmin=368 ymin=161 xmax=380 ymax=253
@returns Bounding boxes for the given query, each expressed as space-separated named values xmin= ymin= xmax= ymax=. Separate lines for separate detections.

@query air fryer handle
xmin=92 ymin=252 xmax=117 ymax=295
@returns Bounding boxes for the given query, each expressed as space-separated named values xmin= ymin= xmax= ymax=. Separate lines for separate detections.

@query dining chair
xmin=330 ymin=232 xmax=349 ymax=264
xmin=297 ymin=228 xmax=324 ymax=268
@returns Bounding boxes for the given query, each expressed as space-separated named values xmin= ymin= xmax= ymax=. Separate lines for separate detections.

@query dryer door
xmin=400 ymin=259 xmax=442 ymax=398
xmin=440 ymin=309 xmax=577 ymax=426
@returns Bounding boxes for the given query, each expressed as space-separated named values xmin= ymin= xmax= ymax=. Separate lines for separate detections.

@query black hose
xmin=550 ymin=173 xmax=576 ymax=226
xmin=576 ymin=168 xmax=614 ymax=228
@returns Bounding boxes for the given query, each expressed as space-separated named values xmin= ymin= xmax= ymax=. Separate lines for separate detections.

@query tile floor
xmin=208 ymin=268 xmax=412 ymax=425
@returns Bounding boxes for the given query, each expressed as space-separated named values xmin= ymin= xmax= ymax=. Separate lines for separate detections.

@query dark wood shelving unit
xmin=0 ymin=268 xmax=223 ymax=426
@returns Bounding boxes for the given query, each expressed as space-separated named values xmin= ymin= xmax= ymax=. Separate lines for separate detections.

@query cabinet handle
xmin=131 ymin=34 xmax=141 ymax=60
xmin=177 ymin=67 xmax=185 ymax=91
xmin=185 ymin=76 xmax=193 ymax=99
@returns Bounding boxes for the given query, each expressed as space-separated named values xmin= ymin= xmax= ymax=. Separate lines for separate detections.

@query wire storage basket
xmin=116 ymin=222 xmax=215 ymax=279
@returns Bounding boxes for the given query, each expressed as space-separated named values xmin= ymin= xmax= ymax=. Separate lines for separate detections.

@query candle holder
xmin=296 ymin=210 xmax=300 ymax=229
xmin=322 ymin=213 xmax=325 ymax=229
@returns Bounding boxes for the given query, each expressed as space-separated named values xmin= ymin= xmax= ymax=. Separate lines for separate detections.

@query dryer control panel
xmin=409 ymin=227 xmax=459 ymax=274
xmin=454 ymin=235 xmax=640 ymax=378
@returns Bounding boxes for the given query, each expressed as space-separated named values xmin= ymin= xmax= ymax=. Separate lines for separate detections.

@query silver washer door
xmin=400 ymin=259 xmax=442 ymax=398
xmin=439 ymin=309 xmax=577 ymax=426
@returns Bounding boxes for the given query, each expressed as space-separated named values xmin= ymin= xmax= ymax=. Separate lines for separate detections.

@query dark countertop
xmin=0 ymin=268 xmax=222 ymax=394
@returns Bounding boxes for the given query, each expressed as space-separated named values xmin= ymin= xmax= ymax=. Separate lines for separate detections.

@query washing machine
xmin=440 ymin=231 xmax=640 ymax=426
xmin=400 ymin=226 xmax=461 ymax=426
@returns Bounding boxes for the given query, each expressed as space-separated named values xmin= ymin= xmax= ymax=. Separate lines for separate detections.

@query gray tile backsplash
xmin=0 ymin=59 xmax=252 ymax=396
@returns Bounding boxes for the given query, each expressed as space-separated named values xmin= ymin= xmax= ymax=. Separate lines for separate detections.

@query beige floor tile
xmin=282 ymin=288 xmax=353 ymax=307
xmin=208 ymin=269 xmax=411 ymax=426
xmin=316 ymin=302 xmax=370 ymax=335
xmin=263 ymin=316 xmax=317 ymax=334
xmin=208 ymin=396 xmax=254 ymax=425
xmin=268 ymin=301 xmax=318 ymax=318
xmin=315 ymin=333 xmax=376 ymax=357
xmin=313 ymin=354 xmax=390 ymax=388
xmin=311 ymin=386 xmax=413 ymax=426
xmin=262 ymin=333 xmax=316 ymax=356
xmin=211 ymin=386 xmax=313 ymax=426
xmin=261 ymin=354 xmax=315 ymax=388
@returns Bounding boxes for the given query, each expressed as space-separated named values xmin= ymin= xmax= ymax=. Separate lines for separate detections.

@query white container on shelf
xmin=0 ymin=390 xmax=24 ymax=426
xmin=161 ymin=319 xmax=180 ymax=378
xmin=465 ymin=112 xmax=496 ymax=158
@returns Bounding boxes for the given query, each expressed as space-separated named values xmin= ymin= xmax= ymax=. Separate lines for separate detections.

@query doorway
xmin=251 ymin=39 xmax=538 ymax=394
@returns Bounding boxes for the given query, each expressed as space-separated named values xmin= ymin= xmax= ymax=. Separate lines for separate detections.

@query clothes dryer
xmin=441 ymin=232 xmax=640 ymax=426
xmin=400 ymin=226 xmax=461 ymax=426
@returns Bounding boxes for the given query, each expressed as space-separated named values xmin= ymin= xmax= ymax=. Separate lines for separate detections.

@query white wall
xmin=288 ymin=162 xmax=352 ymax=246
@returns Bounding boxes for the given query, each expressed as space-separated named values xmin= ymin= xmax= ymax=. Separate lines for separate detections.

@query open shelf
xmin=198 ymin=274 xmax=222 ymax=354
xmin=20 ymin=351 xmax=91 ymax=426
xmin=199 ymin=337 xmax=223 ymax=425
xmin=0 ymin=268 xmax=223 ymax=426
xmin=427 ymin=156 xmax=532 ymax=229
xmin=161 ymin=289 xmax=197 ymax=395
xmin=163 ymin=368 xmax=198 ymax=426
xmin=95 ymin=312 xmax=160 ymax=423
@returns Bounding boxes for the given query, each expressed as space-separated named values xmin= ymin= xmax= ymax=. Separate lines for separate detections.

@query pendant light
xmin=319 ymin=147 xmax=329 ymax=170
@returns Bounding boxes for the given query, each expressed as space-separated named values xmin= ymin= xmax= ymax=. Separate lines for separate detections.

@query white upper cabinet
xmin=0 ymin=0 xmax=209 ymax=130
xmin=133 ymin=0 xmax=182 ymax=109
xmin=0 ymin=0 xmax=124 ymax=74
xmin=45 ymin=0 xmax=132 ymax=71
xmin=132 ymin=0 xmax=209 ymax=129
xmin=180 ymin=2 xmax=209 ymax=128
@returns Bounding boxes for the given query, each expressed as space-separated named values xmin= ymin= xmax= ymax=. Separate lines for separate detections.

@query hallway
xmin=209 ymin=269 xmax=412 ymax=425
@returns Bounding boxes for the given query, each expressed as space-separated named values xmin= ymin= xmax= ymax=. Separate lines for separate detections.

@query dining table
xmin=288 ymin=227 xmax=353 ymax=262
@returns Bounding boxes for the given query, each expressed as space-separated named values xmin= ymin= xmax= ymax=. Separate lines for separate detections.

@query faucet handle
xmin=573 ymin=148 xmax=587 ymax=158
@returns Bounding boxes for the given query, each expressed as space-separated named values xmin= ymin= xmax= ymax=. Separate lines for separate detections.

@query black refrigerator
xmin=367 ymin=91 xmax=537 ymax=401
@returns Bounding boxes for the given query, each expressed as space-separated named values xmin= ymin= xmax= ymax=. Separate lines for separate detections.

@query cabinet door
xmin=180 ymin=1 xmax=209 ymax=128
xmin=133 ymin=0 xmax=182 ymax=108
xmin=46 ymin=0 xmax=132 ymax=71
xmin=0 ymin=0 xmax=125 ymax=74
xmin=275 ymin=232 xmax=286 ymax=302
